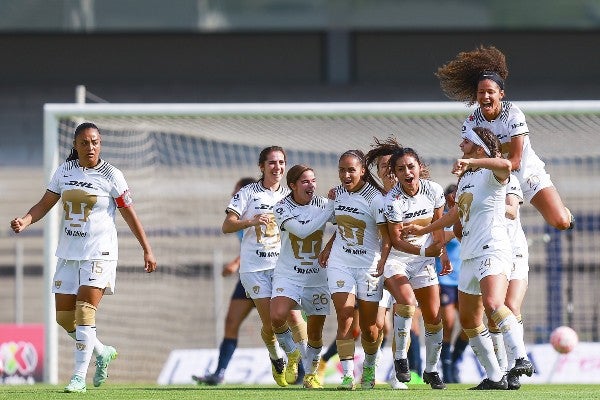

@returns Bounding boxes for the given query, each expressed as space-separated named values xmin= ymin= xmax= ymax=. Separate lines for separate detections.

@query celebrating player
xmin=403 ymin=127 xmax=533 ymax=389
xmin=377 ymin=144 xmax=450 ymax=389
xmin=10 ymin=122 xmax=157 ymax=393
xmin=270 ymin=164 xmax=334 ymax=389
xmin=318 ymin=149 xmax=391 ymax=390
xmin=436 ymin=45 xmax=573 ymax=230
xmin=222 ymin=146 xmax=305 ymax=387
xmin=488 ymin=173 xmax=533 ymax=390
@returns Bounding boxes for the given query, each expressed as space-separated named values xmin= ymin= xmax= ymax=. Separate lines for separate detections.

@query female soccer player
xmin=318 ymin=149 xmax=390 ymax=390
xmin=222 ymin=146 xmax=305 ymax=387
xmin=403 ymin=127 xmax=533 ymax=390
xmin=436 ymin=45 xmax=573 ymax=230
xmin=378 ymin=144 xmax=451 ymax=390
xmin=270 ymin=164 xmax=334 ymax=389
xmin=488 ymin=173 xmax=532 ymax=390
xmin=11 ymin=122 xmax=156 ymax=393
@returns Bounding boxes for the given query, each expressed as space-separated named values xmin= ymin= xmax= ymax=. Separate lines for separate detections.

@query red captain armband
xmin=115 ymin=190 xmax=133 ymax=208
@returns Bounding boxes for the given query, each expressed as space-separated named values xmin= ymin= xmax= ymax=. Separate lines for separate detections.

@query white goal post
xmin=42 ymin=101 xmax=600 ymax=384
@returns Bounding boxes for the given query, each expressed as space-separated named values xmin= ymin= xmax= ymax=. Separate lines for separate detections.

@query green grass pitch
xmin=1 ymin=383 xmax=600 ymax=400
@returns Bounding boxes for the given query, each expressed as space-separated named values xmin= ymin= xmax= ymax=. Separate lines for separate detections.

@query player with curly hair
xmin=436 ymin=45 xmax=573 ymax=231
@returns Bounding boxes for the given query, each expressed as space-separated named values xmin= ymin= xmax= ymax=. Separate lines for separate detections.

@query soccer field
xmin=2 ymin=384 xmax=599 ymax=400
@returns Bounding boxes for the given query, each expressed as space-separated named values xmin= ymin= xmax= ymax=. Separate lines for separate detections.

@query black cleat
xmin=469 ymin=375 xmax=508 ymax=390
xmin=271 ymin=357 xmax=285 ymax=374
xmin=510 ymin=358 xmax=534 ymax=377
xmin=394 ymin=358 xmax=411 ymax=382
xmin=422 ymin=371 xmax=447 ymax=389
xmin=192 ymin=372 xmax=224 ymax=386
xmin=507 ymin=371 xmax=521 ymax=390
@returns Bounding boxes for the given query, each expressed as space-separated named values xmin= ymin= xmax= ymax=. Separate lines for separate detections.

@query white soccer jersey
xmin=328 ymin=182 xmax=386 ymax=272
xmin=455 ymin=167 xmax=511 ymax=260
xmin=47 ymin=159 xmax=132 ymax=261
xmin=506 ymin=174 xmax=528 ymax=258
xmin=384 ymin=179 xmax=445 ymax=263
xmin=226 ymin=181 xmax=290 ymax=273
xmin=273 ymin=195 xmax=334 ymax=287
xmin=462 ymin=101 xmax=546 ymax=186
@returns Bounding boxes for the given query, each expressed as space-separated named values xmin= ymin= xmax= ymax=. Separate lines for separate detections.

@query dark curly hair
xmin=365 ymin=136 xmax=403 ymax=172
xmin=435 ymin=45 xmax=508 ymax=105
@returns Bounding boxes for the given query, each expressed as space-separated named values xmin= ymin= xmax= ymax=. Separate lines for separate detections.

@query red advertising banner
xmin=0 ymin=324 xmax=44 ymax=384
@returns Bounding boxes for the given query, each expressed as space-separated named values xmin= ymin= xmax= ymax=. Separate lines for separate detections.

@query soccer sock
xmin=393 ymin=304 xmax=414 ymax=360
xmin=73 ymin=325 xmax=96 ymax=378
xmin=441 ymin=341 xmax=452 ymax=380
xmin=290 ymin=320 xmax=308 ymax=358
xmin=423 ymin=321 xmax=443 ymax=373
xmin=305 ymin=340 xmax=322 ymax=375
xmin=68 ymin=329 xmax=104 ymax=356
xmin=337 ymin=339 xmax=355 ymax=377
xmin=215 ymin=338 xmax=237 ymax=376
xmin=451 ymin=336 xmax=469 ymax=363
xmin=489 ymin=329 xmax=508 ymax=373
xmin=507 ymin=315 xmax=524 ymax=368
xmin=273 ymin=323 xmax=297 ymax=354
xmin=464 ymin=325 xmax=503 ymax=382
xmin=322 ymin=339 xmax=338 ymax=362
xmin=261 ymin=328 xmax=284 ymax=360
xmin=408 ymin=330 xmax=422 ymax=373
xmin=491 ymin=306 xmax=527 ymax=360
xmin=361 ymin=331 xmax=383 ymax=367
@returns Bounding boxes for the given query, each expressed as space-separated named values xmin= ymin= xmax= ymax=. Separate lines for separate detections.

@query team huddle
xmin=204 ymin=45 xmax=573 ymax=391
xmin=10 ymin=45 xmax=572 ymax=392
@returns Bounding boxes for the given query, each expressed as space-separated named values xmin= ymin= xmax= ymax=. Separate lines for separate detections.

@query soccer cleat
xmin=285 ymin=349 xmax=301 ymax=384
xmin=469 ymin=375 xmax=508 ymax=390
xmin=93 ymin=345 xmax=118 ymax=387
xmin=507 ymin=371 xmax=521 ymax=390
xmin=316 ymin=359 xmax=327 ymax=383
xmin=191 ymin=372 xmax=224 ymax=386
xmin=270 ymin=357 xmax=288 ymax=387
xmin=394 ymin=358 xmax=411 ymax=382
xmin=510 ymin=358 xmax=535 ymax=377
xmin=302 ymin=373 xmax=323 ymax=389
xmin=422 ymin=371 xmax=447 ymax=389
xmin=337 ymin=374 xmax=355 ymax=390
xmin=360 ymin=365 xmax=376 ymax=390
xmin=389 ymin=375 xmax=408 ymax=390
xmin=64 ymin=375 xmax=87 ymax=393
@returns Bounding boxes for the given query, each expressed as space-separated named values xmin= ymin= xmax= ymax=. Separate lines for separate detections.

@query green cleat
xmin=64 ymin=375 xmax=86 ymax=393
xmin=93 ymin=345 xmax=118 ymax=387
xmin=337 ymin=374 xmax=355 ymax=390
xmin=361 ymin=365 xmax=376 ymax=390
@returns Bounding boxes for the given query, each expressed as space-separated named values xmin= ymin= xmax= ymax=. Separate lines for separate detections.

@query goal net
xmin=43 ymin=101 xmax=600 ymax=383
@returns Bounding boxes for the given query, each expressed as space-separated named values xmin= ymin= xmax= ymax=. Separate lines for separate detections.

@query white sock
xmin=363 ymin=350 xmax=377 ymax=367
xmin=274 ymin=329 xmax=297 ymax=354
xmin=393 ymin=313 xmax=412 ymax=359
xmin=490 ymin=331 xmax=508 ymax=373
xmin=68 ymin=329 xmax=104 ymax=356
xmin=496 ymin=313 xmax=527 ymax=360
xmin=341 ymin=358 xmax=354 ymax=378
xmin=304 ymin=344 xmax=322 ymax=374
xmin=73 ymin=325 xmax=96 ymax=378
xmin=468 ymin=328 xmax=504 ymax=382
xmin=424 ymin=328 xmax=443 ymax=373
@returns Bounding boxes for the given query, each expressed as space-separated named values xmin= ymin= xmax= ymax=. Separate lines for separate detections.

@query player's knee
xmin=56 ymin=310 xmax=76 ymax=332
xmin=75 ymin=301 xmax=97 ymax=326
